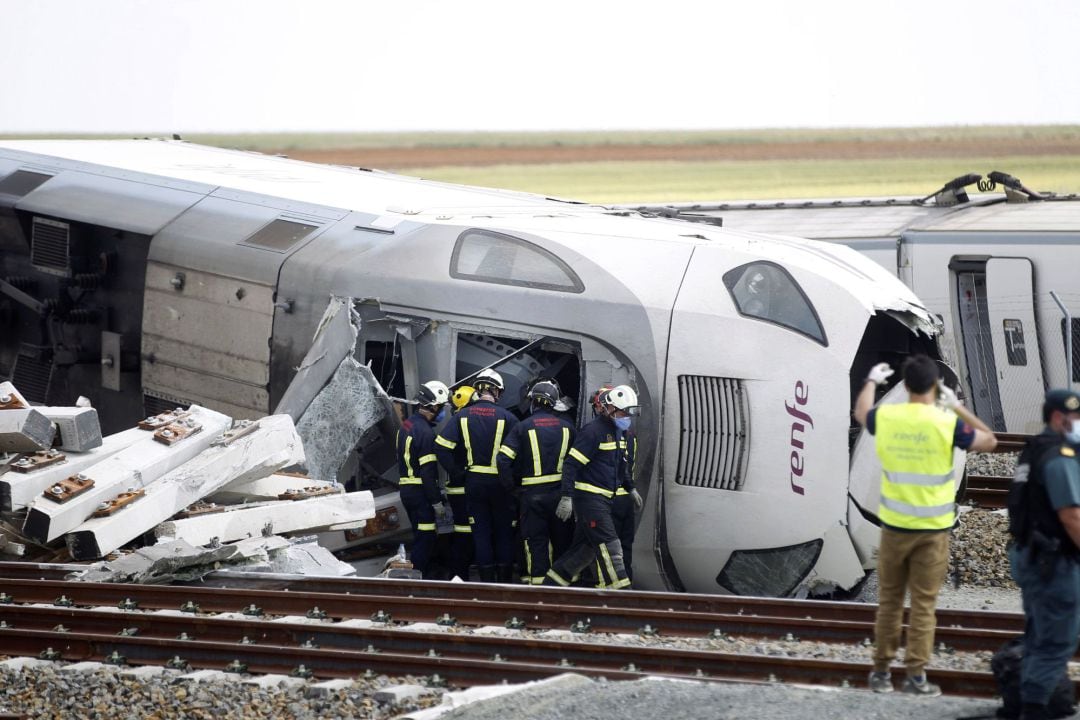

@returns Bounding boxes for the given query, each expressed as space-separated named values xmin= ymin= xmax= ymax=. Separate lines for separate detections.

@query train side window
xmin=723 ymin=261 xmax=827 ymax=345
xmin=451 ymin=229 xmax=584 ymax=293
xmin=1003 ymin=319 xmax=1027 ymax=366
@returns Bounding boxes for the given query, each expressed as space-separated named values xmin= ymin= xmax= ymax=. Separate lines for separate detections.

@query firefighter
xmin=544 ymin=384 xmax=641 ymax=589
xmin=498 ymin=379 xmax=576 ymax=584
xmin=439 ymin=383 xmax=478 ymax=580
xmin=436 ymin=369 xmax=519 ymax=582
xmin=396 ymin=380 xmax=450 ymax=578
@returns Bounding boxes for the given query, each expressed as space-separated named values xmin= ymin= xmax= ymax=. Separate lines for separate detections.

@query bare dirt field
xmin=283 ymin=136 xmax=1080 ymax=169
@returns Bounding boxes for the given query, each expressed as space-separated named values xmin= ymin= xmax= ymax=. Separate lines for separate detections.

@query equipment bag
xmin=991 ymin=638 xmax=1077 ymax=719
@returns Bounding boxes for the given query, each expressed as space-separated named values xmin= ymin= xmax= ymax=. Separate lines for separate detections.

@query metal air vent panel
xmin=30 ymin=217 xmax=71 ymax=276
xmin=675 ymin=375 xmax=749 ymax=490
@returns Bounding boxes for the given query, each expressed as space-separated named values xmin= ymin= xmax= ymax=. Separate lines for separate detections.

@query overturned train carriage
xmin=0 ymin=140 xmax=941 ymax=595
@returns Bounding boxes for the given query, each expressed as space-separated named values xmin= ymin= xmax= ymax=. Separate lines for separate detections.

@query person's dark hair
xmin=901 ymin=354 xmax=939 ymax=394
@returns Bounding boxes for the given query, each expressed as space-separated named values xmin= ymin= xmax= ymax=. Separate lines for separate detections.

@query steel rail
xmin=963 ymin=474 xmax=1011 ymax=509
xmin=0 ymin=625 xmax=1004 ymax=697
xmin=990 ymin=433 xmax=1029 ymax=453
xmin=0 ymin=578 xmax=1030 ymax=656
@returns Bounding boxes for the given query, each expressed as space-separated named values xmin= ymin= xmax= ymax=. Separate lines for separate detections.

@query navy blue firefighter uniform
xmin=603 ymin=430 xmax=637 ymax=585
xmin=436 ymin=399 xmax=519 ymax=581
xmin=544 ymin=414 xmax=632 ymax=589
xmin=498 ymin=408 xmax=576 ymax=584
xmin=396 ymin=412 xmax=442 ymax=577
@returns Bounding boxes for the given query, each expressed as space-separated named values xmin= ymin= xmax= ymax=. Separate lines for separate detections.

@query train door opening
xmin=951 ymin=257 xmax=1044 ymax=432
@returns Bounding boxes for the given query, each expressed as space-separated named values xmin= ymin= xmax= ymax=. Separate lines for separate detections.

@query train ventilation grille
xmin=10 ymin=347 xmax=54 ymax=403
xmin=675 ymin=375 xmax=749 ymax=490
xmin=30 ymin=217 xmax=71 ymax=277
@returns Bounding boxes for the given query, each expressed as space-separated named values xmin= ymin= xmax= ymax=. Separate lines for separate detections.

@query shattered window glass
xmin=451 ymin=229 xmax=584 ymax=293
xmin=723 ymin=261 xmax=827 ymax=346
xmin=715 ymin=539 xmax=823 ymax=596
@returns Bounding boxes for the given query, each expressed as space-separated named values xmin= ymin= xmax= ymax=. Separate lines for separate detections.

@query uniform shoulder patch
xmin=1062 ymin=446 xmax=1076 ymax=457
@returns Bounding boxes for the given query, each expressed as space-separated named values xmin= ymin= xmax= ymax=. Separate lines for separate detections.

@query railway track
xmin=0 ymin=574 xmax=1040 ymax=699
xmin=964 ymin=474 xmax=1011 ymax=509
xmin=990 ymin=433 xmax=1028 ymax=454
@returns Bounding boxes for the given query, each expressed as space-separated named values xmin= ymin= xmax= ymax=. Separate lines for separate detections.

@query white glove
xmin=630 ymin=489 xmax=643 ymax=510
xmin=555 ymin=496 xmax=573 ymax=522
xmin=866 ymin=363 xmax=894 ymax=386
xmin=936 ymin=380 xmax=959 ymax=410
xmin=432 ymin=501 xmax=447 ymax=519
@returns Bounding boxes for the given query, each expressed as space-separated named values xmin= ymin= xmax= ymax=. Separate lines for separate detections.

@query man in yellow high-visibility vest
xmin=854 ymin=354 xmax=997 ymax=696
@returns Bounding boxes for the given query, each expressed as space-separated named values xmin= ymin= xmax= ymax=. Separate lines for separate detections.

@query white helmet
xmin=474 ymin=368 xmax=505 ymax=392
xmin=417 ymin=380 xmax=450 ymax=407
xmin=602 ymin=385 xmax=640 ymax=415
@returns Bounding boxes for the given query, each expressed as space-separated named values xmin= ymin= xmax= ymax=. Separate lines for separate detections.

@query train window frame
xmin=450 ymin=229 xmax=585 ymax=293
xmin=722 ymin=261 xmax=828 ymax=346
xmin=1002 ymin=318 xmax=1027 ymax=366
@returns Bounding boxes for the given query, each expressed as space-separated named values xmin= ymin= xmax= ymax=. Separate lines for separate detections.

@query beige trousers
xmin=872 ymin=527 xmax=950 ymax=676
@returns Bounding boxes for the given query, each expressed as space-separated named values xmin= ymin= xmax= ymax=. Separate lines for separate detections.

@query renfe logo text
xmin=786 ymin=381 xmax=812 ymax=495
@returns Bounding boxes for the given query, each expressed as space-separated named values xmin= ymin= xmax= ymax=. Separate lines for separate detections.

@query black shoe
xmin=477 ymin=565 xmax=496 ymax=582
xmin=1019 ymin=704 xmax=1049 ymax=720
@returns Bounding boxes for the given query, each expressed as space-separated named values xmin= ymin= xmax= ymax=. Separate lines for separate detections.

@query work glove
xmin=866 ymin=362 xmax=894 ymax=386
xmin=432 ymin=502 xmax=447 ymax=519
xmin=630 ymin=489 xmax=643 ymax=510
xmin=936 ymin=380 xmax=960 ymax=411
xmin=555 ymin=495 xmax=573 ymax=522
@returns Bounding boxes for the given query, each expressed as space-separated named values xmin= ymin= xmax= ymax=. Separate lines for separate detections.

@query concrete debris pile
xmin=0 ymin=379 xmax=376 ymax=579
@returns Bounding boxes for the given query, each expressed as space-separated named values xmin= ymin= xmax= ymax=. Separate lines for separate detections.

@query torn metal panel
xmin=65 ymin=415 xmax=304 ymax=560
xmin=207 ymin=473 xmax=337 ymax=505
xmin=0 ymin=408 xmax=55 ymax=453
xmin=154 ymin=490 xmax=375 ymax=546
xmin=23 ymin=404 xmax=231 ymax=543
xmin=274 ymin=296 xmax=359 ymax=422
xmin=39 ymin=406 xmax=102 ymax=452
xmin=0 ymin=427 xmax=145 ymax=511
xmin=295 ymin=357 xmax=393 ymax=483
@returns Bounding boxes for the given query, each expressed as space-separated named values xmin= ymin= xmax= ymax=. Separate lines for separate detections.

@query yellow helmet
xmin=452 ymin=385 xmax=477 ymax=410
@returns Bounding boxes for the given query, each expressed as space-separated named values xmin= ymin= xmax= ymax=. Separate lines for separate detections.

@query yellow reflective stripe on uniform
xmin=453 ymin=524 xmax=472 ymax=533
xmin=435 ymin=435 xmax=456 ymax=449
xmin=462 ymin=418 xmax=506 ymax=474
xmin=610 ymin=577 xmax=631 ymax=589
xmin=575 ymin=482 xmax=614 ymax=498
xmin=880 ymin=496 xmax=955 ymax=518
xmin=418 ymin=453 xmax=437 ymax=466
xmin=445 ymin=486 xmax=466 ymax=495
xmin=415 ymin=522 xmax=437 ymax=531
xmin=545 ymin=569 xmax=571 ymax=586
xmin=402 ymin=436 xmax=415 ymax=478
xmin=523 ymin=541 xmax=533 ymax=577
xmin=884 ymin=469 xmax=954 ymax=486
xmin=528 ymin=429 xmax=542 ymax=477
xmin=569 ymin=448 xmax=590 ymax=465
xmin=557 ymin=427 xmax=570 ymax=473
xmin=615 ymin=487 xmax=628 ymax=496
xmin=521 ymin=474 xmax=561 ymax=486
xmin=599 ymin=543 xmax=620 ymax=586
xmin=499 ymin=445 xmax=517 ymax=459
xmin=598 ymin=441 xmax=618 ymax=450
xmin=529 ymin=576 xmax=545 ymax=585
xmin=461 ymin=417 xmax=474 ymax=466
xmin=399 ymin=478 xmax=423 ymax=485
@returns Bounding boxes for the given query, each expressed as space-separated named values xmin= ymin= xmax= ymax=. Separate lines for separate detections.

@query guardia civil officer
xmin=1006 ymin=389 xmax=1080 ymax=720
xmin=543 ymin=384 xmax=641 ymax=589
xmin=497 ymin=379 xmax=576 ymax=584
xmin=396 ymin=380 xmax=450 ymax=578
xmin=855 ymin=355 xmax=996 ymax=696
xmin=436 ymin=369 xmax=519 ymax=582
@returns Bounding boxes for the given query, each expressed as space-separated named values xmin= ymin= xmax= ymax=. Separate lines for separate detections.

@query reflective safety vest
xmin=874 ymin=403 xmax=958 ymax=531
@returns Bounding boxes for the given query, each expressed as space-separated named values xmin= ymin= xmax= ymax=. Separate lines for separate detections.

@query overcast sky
xmin=2 ymin=0 xmax=1077 ymax=134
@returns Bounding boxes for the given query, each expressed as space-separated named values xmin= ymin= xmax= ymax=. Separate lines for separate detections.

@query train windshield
xmin=723 ymin=261 xmax=827 ymax=345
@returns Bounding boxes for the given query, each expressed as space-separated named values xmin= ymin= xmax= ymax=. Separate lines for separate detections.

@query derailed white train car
xmin=631 ymin=177 xmax=1080 ymax=435
xmin=0 ymin=140 xmax=941 ymax=595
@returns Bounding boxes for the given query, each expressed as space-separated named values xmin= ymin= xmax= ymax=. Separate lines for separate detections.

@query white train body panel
xmin=0 ymin=140 xmax=942 ymax=595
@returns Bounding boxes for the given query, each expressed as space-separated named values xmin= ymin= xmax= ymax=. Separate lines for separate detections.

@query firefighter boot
xmin=477 ymin=564 xmax=497 ymax=583
xmin=496 ymin=563 xmax=514 ymax=584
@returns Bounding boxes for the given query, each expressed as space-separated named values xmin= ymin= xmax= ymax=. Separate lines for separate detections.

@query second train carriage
xmin=0 ymin=139 xmax=944 ymax=595
xmin=629 ymin=179 xmax=1080 ymax=435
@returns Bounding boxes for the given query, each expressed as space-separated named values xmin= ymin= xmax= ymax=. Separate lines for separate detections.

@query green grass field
xmin=5 ymin=126 xmax=1079 ymax=203
xmin=394 ymin=155 xmax=1080 ymax=205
